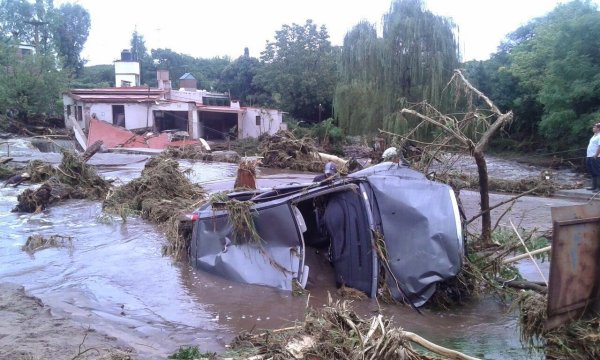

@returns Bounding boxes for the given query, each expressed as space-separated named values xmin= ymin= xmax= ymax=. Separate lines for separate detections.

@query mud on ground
xmin=0 ymin=283 xmax=136 ymax=359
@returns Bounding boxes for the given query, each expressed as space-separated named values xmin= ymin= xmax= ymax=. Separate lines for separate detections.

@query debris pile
xmin=230 ymin=299 xmax=478 ymax=360
xmin=25 ymin=160 xmax=56 ymax=183
xmin=517 ymin=290 xmax=600 ymax=359
xmin=426 ymin=259 xmax=480 ymax=309
xmin=342 ymin=144 xmax=372 ymax=159
xmin=435 ymin=172 xmax=557 ymax=196
xmin=22 ymin=234 xmax=72 ymax=253
xmin=258 ymin=130 xmax=324 ymax=172
xmin=103 ymin=156 xmax=206 ymax=257
xmin=163 ymin=145 xmax=210 ymax=161
xmin=12 ymin=150 xmax=110 ymax=213
xmin=209 ymin=192 xmax=261 ymax=246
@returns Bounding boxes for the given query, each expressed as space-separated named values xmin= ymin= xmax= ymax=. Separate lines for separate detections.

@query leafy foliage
xmin=467 ymin=0 xmax=600 ymax=152
xmin=333 ymin=0 xmax=459 ymax=136
xmin=0 ymin=42 xmax=69 ymax=119
xmin=150 ymin=47 xmax=230 ymax=90
xmin=255 ymin=19 xmax=337 ymax=122
xmin=51 ymin=3 xmax=90 ymax=74
xmin=72 ymin=64 xmax=113 ymax=88
xmin=215 ymin=47 xmax=267 ymax=106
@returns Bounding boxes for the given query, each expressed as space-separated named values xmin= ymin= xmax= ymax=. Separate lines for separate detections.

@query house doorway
xmin=112 ymin=105 xmax=125 ymax=127
xmin=154 ymin=111 xmax=189 ymax=133
xmin=199 ymin=111 xmax=238 ymax=140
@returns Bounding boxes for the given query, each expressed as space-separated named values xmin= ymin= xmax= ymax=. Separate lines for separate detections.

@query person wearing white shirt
xmin=586 ymin=123 xmax=600 ymax=191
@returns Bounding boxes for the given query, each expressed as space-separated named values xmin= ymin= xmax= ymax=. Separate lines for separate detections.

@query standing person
xmin=586 ymin=123 xmax=600 ymax=191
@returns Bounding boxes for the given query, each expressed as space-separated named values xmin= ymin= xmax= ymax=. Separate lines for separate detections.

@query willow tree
xmin=333 ymin=21 xmax=383 ymax=135
xmin=333 ymin=0 xmax=459 ymax=136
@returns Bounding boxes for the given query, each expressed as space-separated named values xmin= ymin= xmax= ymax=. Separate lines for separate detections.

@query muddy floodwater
xmin=0 ymin=138 xmax=585 ymax=359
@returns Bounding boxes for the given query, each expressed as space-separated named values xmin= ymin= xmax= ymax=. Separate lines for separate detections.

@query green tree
xmin=72 ymin=64 xmax=113 ymax=88
xmin=130 ymin=30 xmax=156 ymax=86
xmin=0 ymin=0 xmax=35 ymax=43
xmin=215 ymin=47 xmax=266 ymax=106
xmin=507 ymin=0 xmax=600 ymax=150
xmin=333 ymin=0 xmax=459 ymax=135
xmin=52 ymin=3 xmax=90 ymax=74
xmin=0 ymin=41 xmax=68 ymax=119
xmin=255 ymin=19 xmax=337 ymax=122
xmin=150 ymin=48 xmax=229 ymax=90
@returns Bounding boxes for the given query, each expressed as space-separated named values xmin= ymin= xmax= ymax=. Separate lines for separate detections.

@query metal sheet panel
xmin=190 ymin=203 xmax=303 ymax=291
xmin=547 ymin=202 xmax=600 ymax=330
xmin=361 ymin=163 xmax=463 ymax=306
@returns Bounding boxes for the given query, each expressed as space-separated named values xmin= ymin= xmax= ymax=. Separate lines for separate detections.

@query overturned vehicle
xmin=190 ymin=162 xmax=464 ymax=306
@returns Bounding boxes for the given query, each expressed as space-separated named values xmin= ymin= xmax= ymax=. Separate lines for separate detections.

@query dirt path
xmin=460 ymin=189 xmax=586 ymax=235
xmin=0 ymin=283 xmax=136 ymax=360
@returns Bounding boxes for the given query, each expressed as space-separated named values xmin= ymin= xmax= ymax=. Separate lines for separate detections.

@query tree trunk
xmin=473 ymin=149 xmax=492 ymax=246
xmin=82 ymin=140 xmax=103 ymax=163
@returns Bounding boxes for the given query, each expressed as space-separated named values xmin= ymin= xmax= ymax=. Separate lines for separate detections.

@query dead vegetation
xmin=22 ymin=234 xmax=73 ymax=253
xmin=25 ymin=159 xmax=56 ymax=183
xmin=258 ymin=130 xmax=324 ymax=172
xmin=208 ymin=193 xmax=262 ymax=246
xmin=433 ymin=171 xmax=557 ymax=196
xmin=163 ymin=145 xmax=210 ymax=161
xmin=229 ymin=299 xmax=479 ymax=360
xmin=103 ymin=155 xmax=206 ymax=257
xmin=516 ymin=291 xmax=600 ymax=359
xmin=12 ymin=150 xmax=111 ymax=213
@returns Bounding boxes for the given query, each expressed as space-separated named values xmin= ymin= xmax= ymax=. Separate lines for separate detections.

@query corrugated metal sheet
xmin=547 ymin=202 xmax=600 ymax=330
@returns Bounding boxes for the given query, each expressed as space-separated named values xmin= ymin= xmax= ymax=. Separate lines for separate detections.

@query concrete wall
xmin=239 ymin=108 xmax=283 ymax=138
xmin=170 ymin=90 xmax=203 ymax=103
xmin=115 ymin=61 xmax=140 ymax=87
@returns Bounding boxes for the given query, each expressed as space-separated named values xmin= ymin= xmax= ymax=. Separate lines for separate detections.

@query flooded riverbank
xmin=0 ymin=138 xmax=584 ymax=359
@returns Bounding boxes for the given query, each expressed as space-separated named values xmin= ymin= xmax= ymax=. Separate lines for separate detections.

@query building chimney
xmin=157 ymin=69 xmax=171 ymax=90
xmin=179 ymin=73 xmax=197 ymax=91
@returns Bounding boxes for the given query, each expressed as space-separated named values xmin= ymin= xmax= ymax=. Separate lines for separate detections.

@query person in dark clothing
xmin=313 ymin=162 xmax=338 ymax=182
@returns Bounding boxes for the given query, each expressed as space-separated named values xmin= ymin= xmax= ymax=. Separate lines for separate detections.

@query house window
xmin=66 ymin=105 xmax=71 ymax=117
xmin=255 ymin=115 xmax=261 ymax=126
xmin=76 ymin=106 xmax=83 ymax=121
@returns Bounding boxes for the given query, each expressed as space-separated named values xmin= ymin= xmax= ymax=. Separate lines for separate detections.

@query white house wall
xmin=240 ymin=108 xmax=283 ymax=138
xmin=114 ymin=61 xmax=140 ymax=87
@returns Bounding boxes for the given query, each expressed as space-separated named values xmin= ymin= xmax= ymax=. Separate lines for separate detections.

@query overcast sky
xmin=58 ymin=0 xmax=595 ymax=66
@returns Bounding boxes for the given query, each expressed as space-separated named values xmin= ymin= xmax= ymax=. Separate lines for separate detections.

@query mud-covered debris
xmin=230 ymin=300 xmax=425 ymax=359
xmin=163 ymin=145 xmax=209 ymax=160
xmin=337 ymin=284 xmax=368 ymax=300
xmin=103 ymin=156 xmax=206 ymax=258
xmin=13 ymin=183 xmax=52 ymax=212
xmin=104 ymin=157 xmax=205 ymax=223
xmin=22 ymin=234 xmax=72 ymax=253
xmin=435 ymin=172 xmax=558 ymax=196
xmin=517 ymin=290 xmax=600 ymax=359
xmin=12 ymin=150 xmax=111 ymax=213
xmin=258 ymin=130 xmax=324 ymax=172
xmin=26 ymin=159 xmax=56 ymax=183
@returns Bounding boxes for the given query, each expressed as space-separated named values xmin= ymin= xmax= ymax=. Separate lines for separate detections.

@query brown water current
xmin=2 ymin=138 xmax=585 ymax=359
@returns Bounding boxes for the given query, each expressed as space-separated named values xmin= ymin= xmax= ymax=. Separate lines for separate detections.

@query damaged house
xmin=62 ymin=50 xmax=284 ymax=149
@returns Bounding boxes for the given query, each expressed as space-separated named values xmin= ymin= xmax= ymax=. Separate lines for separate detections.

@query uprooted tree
xmin=389 ymin=69 xmax=513 ymax=247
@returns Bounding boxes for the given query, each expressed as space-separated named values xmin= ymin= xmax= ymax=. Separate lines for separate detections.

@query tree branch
xmin=466 ymin=187 xmax=539 ymax=225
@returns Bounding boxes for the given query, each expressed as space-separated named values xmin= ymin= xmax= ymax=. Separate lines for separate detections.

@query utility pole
xmin=25 ymin=19 xmax=47 ymax=51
